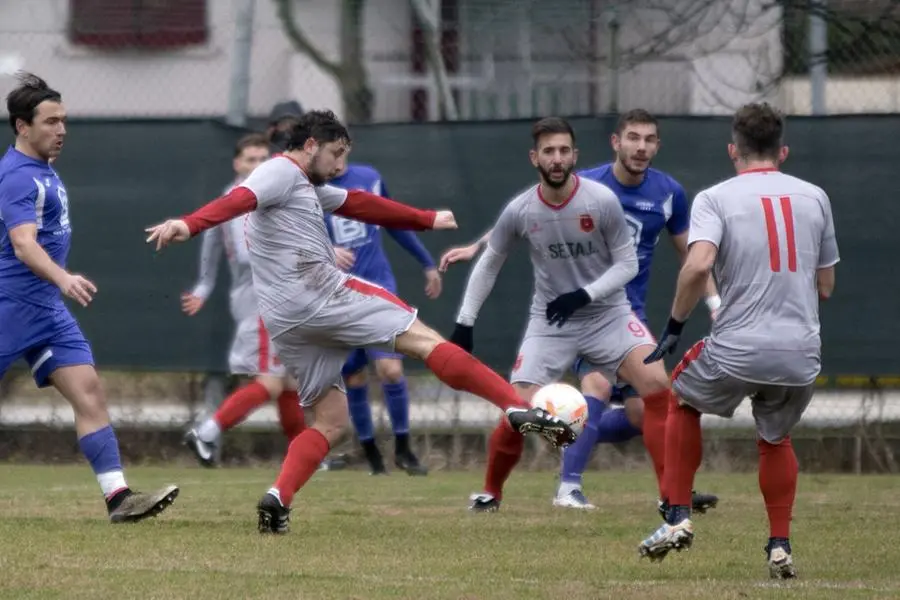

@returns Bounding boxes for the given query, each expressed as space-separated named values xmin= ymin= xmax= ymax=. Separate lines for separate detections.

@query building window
xmin=69 ymin=0 xmax=208 ymax=50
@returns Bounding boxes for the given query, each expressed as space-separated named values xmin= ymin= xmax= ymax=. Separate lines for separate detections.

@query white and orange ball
xmin=531 ymin=383 xmax=589 ymax=437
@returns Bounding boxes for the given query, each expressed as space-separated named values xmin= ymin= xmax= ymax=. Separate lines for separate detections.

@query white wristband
xmin=705 ymin=294 xmax=722 ymax=312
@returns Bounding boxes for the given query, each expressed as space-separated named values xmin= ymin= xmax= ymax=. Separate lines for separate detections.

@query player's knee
xmin=623 ymin=397 xmax=644 ymax=429
xmin=71 ymin=373 xmax=108 ymax=422
xmin=580 ymin=372 xmax=611 ymax=399
xmin=394 ymin=319 xmax=442 ymax=361
xmin=311 ymin=388 xmax=351 ymax=445
xmin=633 ymin=364 xmax=670 ymax=396
xmin=344 ymin=370 xmax=367 ymax=388
xmin=256 ymin=374 xmax=284 ymax=399
xmin=375 ymin=359 xmax=404 ymax=384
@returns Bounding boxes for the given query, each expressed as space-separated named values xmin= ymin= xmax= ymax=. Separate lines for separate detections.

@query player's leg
xmin=342 ymin=349 xmax=387 ymax=474
xmin=372 ymin=352 xmax=427 ymax=476
xmin=275 ymin=375 xmax=306 ymax=441
xmin=752 ymin=384 xmax=813 ymax=579
xmin=639 ymin=342 xmax=746 ymax=562
xmin=29 ymin=317 xmax=178 ymax=522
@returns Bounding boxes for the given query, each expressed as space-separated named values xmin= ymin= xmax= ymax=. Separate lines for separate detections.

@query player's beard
xmin=306 ymin=152 xmax=328 ymax=186
xmin=537 ymin=164 xmax=573 ymax=189
xmin=618 ymin=149 xmax=649 ymax=176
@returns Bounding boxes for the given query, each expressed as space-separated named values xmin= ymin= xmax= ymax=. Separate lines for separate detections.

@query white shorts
xmin=229 ymin=315 xmax=286 ymax=377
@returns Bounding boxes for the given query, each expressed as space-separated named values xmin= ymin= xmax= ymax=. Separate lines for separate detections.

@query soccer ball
xmin=531 ymin=383 xmax=589 ymax=437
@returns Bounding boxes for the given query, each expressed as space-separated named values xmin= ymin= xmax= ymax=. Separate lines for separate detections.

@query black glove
xmin=450 ymin=323 xmax=474 ymax=353
xmin=643 ymin=317 xmax=686 ymax=364
xmin=546 ymin=288 xmax=591 ymax=328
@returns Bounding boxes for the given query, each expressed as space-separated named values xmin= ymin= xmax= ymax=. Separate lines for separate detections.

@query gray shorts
xmin=271 ymin=276 xmax=417 ymax=407
xmin=672 ymin=339 xmax=815 ymax=444
xmin=510 ymin=306 xmax=655 ymax=387
xmin=229 ymin=315 xmax=286 ymax=377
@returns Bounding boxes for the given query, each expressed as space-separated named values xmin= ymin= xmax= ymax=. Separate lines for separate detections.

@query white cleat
xmin=767 ymin=546 xmax=797 ymax=579
xmin=552 ymin=489 xmax=597 ymax=510
xmin=639 ymin=519 xmax=694 ymax=562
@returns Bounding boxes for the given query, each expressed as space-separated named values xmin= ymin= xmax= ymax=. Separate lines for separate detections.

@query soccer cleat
xmin=183 ymin=428 xmax=218 ymax=468
xmin=108 ymin=485 xmax=179 ymax=523
xmin=360 ymin=441 xmax=388 ymax=475
xmin=766 ymin=539 xmax=797 ymax=579
xmin=257 ymin=491 xmax=290 ymax=534
xmin=317 ymin=454 xmax=349 ymax=472
xmin=395 ymin=451 xmax=428 ymax=476
xmin=468 ymin=493 xmax=500 ymax=513
xmin=638 ymin=519 xmax=694 ymax=562
xmin=505 ymin=407 xmax=576 ymax=448
xmin=553 ymin=489 xmax=597 ymax=510
xmin=658 ymin=490 xmax=719 ymax=518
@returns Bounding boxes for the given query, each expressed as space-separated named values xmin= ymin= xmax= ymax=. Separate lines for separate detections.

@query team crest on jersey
xmin=512 ymin=354 xmax=523 ymax=372
xmin=579 ymin=214 xmax=594 ymax=232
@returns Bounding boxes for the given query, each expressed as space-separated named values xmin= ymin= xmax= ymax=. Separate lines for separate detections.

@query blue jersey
xmin=325 ymin=164 xmax=435 ymax=291
xmin=0 ymin=146 xmax=72 ymax=308
xmin=577 ymin=163 xmax=688 ymax=322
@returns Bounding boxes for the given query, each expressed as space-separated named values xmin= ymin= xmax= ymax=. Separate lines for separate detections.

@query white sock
xmin=557 ymin=481 xmax=582 ymax=498
xmin=98 ymin=470 xmax=128 ymax=498
xmin=267 ymin=487 xmax=283 ymax=505
xmin=197 ymin=418 xmax=221 ymax=443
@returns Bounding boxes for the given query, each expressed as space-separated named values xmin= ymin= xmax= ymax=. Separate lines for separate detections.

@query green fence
xmin=2 ymin=116 xmax=894 ymax=378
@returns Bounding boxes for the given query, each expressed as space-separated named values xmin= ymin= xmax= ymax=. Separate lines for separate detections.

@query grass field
xmin=0 ymin=465 xmax=898 ymax=599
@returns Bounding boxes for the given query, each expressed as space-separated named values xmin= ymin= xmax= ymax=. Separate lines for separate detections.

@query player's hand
xmin=181 ymin=292 xmax=205 ymax=316
xmin=643 ymin=317 xmax=686 ymax=363
xmin=145 ymin=219 xmax=190 ymax=251
xmin=438 ymin=243 xmax=481 ymax=272
xmin=546 ymin=288 xmax=591 ymax=328
xmin=432 ymin=210 xmax=458 ymax=230
xmin=449 ymin=323 xmax=474 ymax=353
xmin=334 ymin=247 xmax=355 ymax=271
xmin=705 ymin=294 xmax=722 ymax=321
xmin=424 ymin=267 xmax=442 ymax=299
xmin=58 ymin=273 xmax=97 ymax=308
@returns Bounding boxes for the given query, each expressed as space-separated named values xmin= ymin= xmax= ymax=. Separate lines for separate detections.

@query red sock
xmin=273 ymin=428 xmax=330 ymax=507
xmin=640 ymin=388 xmax=671 ymax=497
xmin=662 ymin=399 xmax=703 ymax=506
xmin=758 ymin=437 xmax=798 ymax=539
xmin=276 ymin=390 xmax=306 ymax=441
xmin=425 ymin=342 xmax=528 ymax=411
xmin=213 ymin=381 xmax=271 ymax=431
xmin=484 ymin=420 xmax=524 ymax=500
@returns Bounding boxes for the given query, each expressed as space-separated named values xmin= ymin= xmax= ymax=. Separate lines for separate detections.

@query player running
xmin=326 ymin=163 xmax=441 ymax=476
xmin=0 ymin=73 xmax=178 ymax=521
xmin=145 ymin=110 xmax=572 ymax=534
xmin=181 ymin=133 xmax=306 ymax=466
xmin=448 ymin=116 xmax=674 ymax=514
xmin=441 ymin=110 xmax=718 ymax=514
xmin=637 ymin=103 xmax=838 ymax=579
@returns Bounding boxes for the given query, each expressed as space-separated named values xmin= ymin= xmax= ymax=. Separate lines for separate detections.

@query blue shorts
xmin=572 ymin=310 xmax=648 ymax=404
xmin=0 ymin=297 xmax=94 ymax=388
xmin=341 ymin=347 xmax=403 ymax=377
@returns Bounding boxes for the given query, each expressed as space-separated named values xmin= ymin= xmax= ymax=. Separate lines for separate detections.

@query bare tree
xmin=409 ymin=0 xmax=459 ymax=120
xmin=274 ymin=0 xmax=373 ymax=124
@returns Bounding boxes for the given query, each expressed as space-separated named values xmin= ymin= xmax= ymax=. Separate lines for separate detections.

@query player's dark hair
xmin=6 ymin=72 xmax=62 ymax=135
xmin=615 ymin=108 xmax=658 ymax=135
xmin=234 ymin=133 xmax=270 ymax=158
xmin=285 ymin=110 xmax=351 ymax=151
xmin=531 ymin=117 xmax=575 ymax=148
xmin=731 ymin=103 xmax=784 ymax=160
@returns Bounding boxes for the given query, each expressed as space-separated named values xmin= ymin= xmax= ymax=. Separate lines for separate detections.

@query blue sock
xmin=595 ymin=407 xmax=643 ymax=444
xmin=347 ymin=385 xmax=375 ymax=442
xmin=559 ymin=396 xmax=607 ymax=484
xmin=382 ymin=379 xmax=410 ymax=436
xmin=78 ymin=425 xmax=128 ymax=497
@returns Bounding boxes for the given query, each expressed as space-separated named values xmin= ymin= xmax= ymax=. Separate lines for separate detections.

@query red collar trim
xmin=738 ymin=167 xmax=778 ymax=175
xmin=275 ymin=153 xmax=310 ymax=178
xmin=538 ymin=175 xmax=580 ymax=210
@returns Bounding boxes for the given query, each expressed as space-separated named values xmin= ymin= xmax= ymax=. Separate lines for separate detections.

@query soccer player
xmin=637 ymin=103 xmax=838 ymax=579
xmin=448 ymin=116 xmax=674 ymax=514
xmin=326 ymin=163 xmax=441 ymax=476
xmin=440 ymin=110 xmax=719 ymax=513
xmin=181 ymin=133 xmax=306 ymax=466
xmin=0 ymin=73 xmax=178 ymax=521
xmin=145 ymin=110 xmax=572 ymax=534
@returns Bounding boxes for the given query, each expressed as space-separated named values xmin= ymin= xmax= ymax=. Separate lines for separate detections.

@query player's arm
xmin=438 ymin=228 xmax=494 ymax=272
xmin=670 ymin=232 xmax=720 ymax=315
xmin=315 ymin=184 xmax=452 ymax=231
xmin=816 ymin=190 xmax=840 ymax=300
xmin=386 ymin=228 xmax=436 ymax=270
xmin=667 ymin=182 xmax=720 ymax=315
xmin=182 ymin=226 xmax=223 ymax=315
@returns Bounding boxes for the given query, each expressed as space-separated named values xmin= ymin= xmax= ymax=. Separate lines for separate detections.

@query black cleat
xmin=257 ymin=492 xmax=290 ymax=534
xmin=395 ymin=452 xmax=428 ymax=476
xmin=468 ymin=493 xmax=501 ymax=513
xmin=360 ymin=440 xmax=388 ymax=475
xmin=658 ymin=490 xmax=720 ymax=519
xmin=183 ymin=428 xmax=218 ymax=468
xmin=108 ymin=485 xmax=179 ymax=523
xmin=765 ymin=538 xmax=797 ymax=579
xmin=506 ymin=407 xmax=576 ymax=448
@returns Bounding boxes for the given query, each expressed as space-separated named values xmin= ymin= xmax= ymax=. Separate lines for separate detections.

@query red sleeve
xmin=334 ymin=190 xmax=436 ymax=231
xmin=183 ymin=186 xmax=258 ymax=237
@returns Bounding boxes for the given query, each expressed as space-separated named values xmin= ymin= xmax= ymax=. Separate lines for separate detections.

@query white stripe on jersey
xmin=32 ymin=177 xmax=46 ymax=229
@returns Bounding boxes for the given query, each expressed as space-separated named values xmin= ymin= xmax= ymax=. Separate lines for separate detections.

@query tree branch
xmin=273 ymin=0 xmax=342 ymax=78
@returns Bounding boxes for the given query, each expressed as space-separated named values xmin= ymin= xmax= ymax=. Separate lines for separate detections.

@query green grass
xmin=0 ymin=465 xmax=898 ymax=599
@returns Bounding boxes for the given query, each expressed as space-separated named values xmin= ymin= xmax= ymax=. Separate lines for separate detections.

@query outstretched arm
xmin=316 ymin=184 xmax=439 ymax=230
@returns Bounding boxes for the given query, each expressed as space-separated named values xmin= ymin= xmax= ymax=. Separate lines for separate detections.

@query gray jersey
xmin=488 ymin=176 xmax=636 ymax=319
xmin=690 ymin=169 xmax=840 ymax=385
xmin=191 ymin=180 xmax=257 ymax=323
xmin=241 ymin=157 xmax=351 ymax=337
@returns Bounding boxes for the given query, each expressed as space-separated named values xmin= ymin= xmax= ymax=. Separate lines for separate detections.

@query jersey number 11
xmin=761 ymin=196 xmax=796 ymax=273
